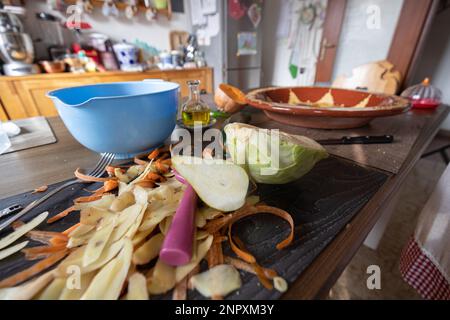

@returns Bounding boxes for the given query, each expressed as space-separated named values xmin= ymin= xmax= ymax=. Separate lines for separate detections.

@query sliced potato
xmin=130 ymin=162 xmax=156 ymax=186
xmin=158 ymin=177 xmax=185 ymax=193
xmin=67 ymin=230 xmax=95 ymax=249
xmin=110 ymin=204 xmax=143 ymax=242
xmin=189 ymin=265 xmax=241 ymax=298
xmin=81 ymin=239 xmax=133 ymax=300
xmin=114 ymin=168 xmax=131 ymax=183
xmin=56 ymin=246 xmax=85 ymax=276
xmin=118 ymin=181 xmax=132 ymax=196
xmin=36 ymin=277 xmax=66 ymax=300
xmin=0 ymin=271 xmax=54 ymax=300
xmin=57 ymin=239 xmax=125 ymax=276
xmin=126 ymin=273 xmax=148 ymax=300
xmin=59 ymin=271 xmax=96 ymax=300
xmin=132 ymin=233 xmax=164 ymax=265
xmin=159 ymin=216 xmax=173 ymax=235
xmin=79 ymin=207 xmax=114 ymax=226
xmin=82 ymin=221 xmax=115 ymax=267
xmin=175 ymin=235 xmax=213 ymax=282
xmin=110 ymin=191 xmax=135 ymax=212
xmin=132 ymin=228 xmax=154 ymax=246
xmin=138 ymin=203 xmax=178 ymax=232
xmin=126 ymin=165 xmax=145 ymax=180
xmin=147 ymin=259 xmax=176 ymax=295
xmin=74 ymin=194 xmax=115 ymax=211
xmin=147 ymin=184 xmax=184 ymax=205
xmin=198 ymin=206 xmax=223 ymax=221
xmin=68 ymin=224 xmax=95 ymax=238
xmin=0 ymin=241 xmax=28 ymax=261
xmin=133 ymin=186 xmax=149 ymax=205
xmin=0 ymin=212 xmax=48 ymax=250
xmin=195 ymin=210 xmax=207 ymax=228
xmin=123 ymin=204 xmax=147 ymax=239
xmin=172 ymin=156 xmax=249 ymax=212
xmin=273 ymin=276 xmax=288 ymax=293
xmin=195 ymin=230 xmax=210 ymax=241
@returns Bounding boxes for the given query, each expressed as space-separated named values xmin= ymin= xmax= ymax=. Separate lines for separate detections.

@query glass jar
xmin=401 ymin=78 xmax=442 ymax=109
xmin=181 ymin=80 xmax=211 ymax=127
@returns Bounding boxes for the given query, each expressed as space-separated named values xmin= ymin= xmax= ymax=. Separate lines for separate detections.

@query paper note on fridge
xmin=237 ymin=32 xmax=258 ymax=56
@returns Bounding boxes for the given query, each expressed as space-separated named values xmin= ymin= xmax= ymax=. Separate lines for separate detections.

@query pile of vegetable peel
xmin=0 ymin=147 xmax=294 ymax=300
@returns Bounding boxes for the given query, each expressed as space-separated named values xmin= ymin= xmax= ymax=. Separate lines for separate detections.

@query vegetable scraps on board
xmin=0 ymin=133 xmax=324 ymax=299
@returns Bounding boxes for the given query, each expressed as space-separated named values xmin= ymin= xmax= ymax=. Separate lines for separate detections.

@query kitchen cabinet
xmin=0 ymin=101 xmax=8 ymax=121
xmin=0 ymin=68 xmax=213 ymax=120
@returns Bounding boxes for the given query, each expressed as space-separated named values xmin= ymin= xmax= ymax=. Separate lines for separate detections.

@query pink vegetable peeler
xmin=159 ymin=172 xmax=197 ymax=266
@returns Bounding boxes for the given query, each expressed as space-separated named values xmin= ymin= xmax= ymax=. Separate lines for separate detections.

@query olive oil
xmin=181 ymin=80 xmax=211 ymax=127
xmin=182 ymin=109 xmax=211 ymax=127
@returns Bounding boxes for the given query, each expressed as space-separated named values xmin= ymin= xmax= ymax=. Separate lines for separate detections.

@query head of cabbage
xmin=224 ymin=123 xmax=328 ymax=184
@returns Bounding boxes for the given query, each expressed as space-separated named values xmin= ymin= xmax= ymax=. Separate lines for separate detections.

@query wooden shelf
xmin=64 ymin=0 xmax=172 ymax=20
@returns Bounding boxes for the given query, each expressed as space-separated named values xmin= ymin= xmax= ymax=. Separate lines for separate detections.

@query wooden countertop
xmin=0 ymin=102 xmax=448 ymax=299
xmin=0 ymin=67 xmax=213 ymax=81
xmin=251 ymin=106 xmax=450 ymax=174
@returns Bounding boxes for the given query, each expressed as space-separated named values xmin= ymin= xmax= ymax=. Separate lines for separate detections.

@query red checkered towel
xmin=400 ymin=165 xmax=450 ymax=300
xmin=400 ymin=237 xmax=450 ymax=300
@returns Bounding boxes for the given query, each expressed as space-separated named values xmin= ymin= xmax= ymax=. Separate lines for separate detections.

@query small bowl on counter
xmin=214 ymin=83 xmax=247 ymax=114
xmin=47 ymin=80 xmax=180 ymax=159
xmin=40 ymin=60 xmax=66 ymax=73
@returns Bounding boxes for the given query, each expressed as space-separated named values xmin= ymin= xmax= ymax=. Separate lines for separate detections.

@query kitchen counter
xmin=0 ymin=97 xmax=447 ymax=299
xmin=0 ymin=67 xmax=213 ymax=120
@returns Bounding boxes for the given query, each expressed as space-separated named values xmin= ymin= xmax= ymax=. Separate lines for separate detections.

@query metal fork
xmin=0 ymin=153 xmax=115 ymax=232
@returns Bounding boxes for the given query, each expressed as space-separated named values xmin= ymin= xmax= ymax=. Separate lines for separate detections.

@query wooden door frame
xmin=314 ymin=0 xmax=348 ymax=83
xmin=387 ymin=0 xmax=440 ymax=89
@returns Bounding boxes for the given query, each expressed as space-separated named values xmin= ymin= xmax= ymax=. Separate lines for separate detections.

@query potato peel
xmin=0 ymin=241 xmax=28 ymax=261
xmin=0 ymin=212 xmax=48 ymax=250
xmin=126 ymin=273 xmax=149 ymax=300
xmin=132 ymin=233 xmax=164 ymax=266
xmin=189 ymin=265 xmax=242 ymax=298
xmin=0 ymin=147 xmax=298 ymax=300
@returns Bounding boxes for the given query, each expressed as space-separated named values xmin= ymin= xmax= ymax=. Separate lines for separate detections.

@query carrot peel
xmin=74 ymin=168 xmax=113 ymax=183
xmin=0 ymin=250 xmax=68 ymax=288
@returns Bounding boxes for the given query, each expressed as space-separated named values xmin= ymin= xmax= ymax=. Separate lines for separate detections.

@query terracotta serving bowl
xmin=245 ymin=87 xmax=411 ymax=129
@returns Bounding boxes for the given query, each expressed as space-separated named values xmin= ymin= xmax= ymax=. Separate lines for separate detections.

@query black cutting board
xmin=0 ymin=157 xmax=388 ymax=299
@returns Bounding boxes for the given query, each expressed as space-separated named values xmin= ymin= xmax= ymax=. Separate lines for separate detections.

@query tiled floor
xmin=329 ymin=134 xmax=449 ymax=300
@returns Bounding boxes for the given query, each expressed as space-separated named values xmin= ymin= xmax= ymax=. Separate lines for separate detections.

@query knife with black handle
xmin=318 ymin=135 xmax=394 ymax=146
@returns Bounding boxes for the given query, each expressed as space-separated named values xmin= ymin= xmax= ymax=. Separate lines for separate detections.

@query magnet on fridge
xmin=237 ymin=32 xmax=258 ymax=56
xmin=247 ymin=3 xmax=262 ymax=28
xmin=229 ymin=0 xmax=246 ymax=20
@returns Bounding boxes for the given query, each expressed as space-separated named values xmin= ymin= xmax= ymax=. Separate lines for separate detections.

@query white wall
xmin=411 ymin=8 xmax=450 ymax=130
xmin=81 ymin=3 xmax=192 ymax=51
xmin=24 ymin=0 xmax=192 ymax=60
xmin=332 ymin=0 xmax=403 ymax=80
xmin=262 ymin=0 xmax=404 ymax=86
xmin=261 ymin=0 xmax=295 ymax=87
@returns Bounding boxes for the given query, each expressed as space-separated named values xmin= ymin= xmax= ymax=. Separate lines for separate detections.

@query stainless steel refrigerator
xmin=200 ymin=0 xmax=264 ymax=91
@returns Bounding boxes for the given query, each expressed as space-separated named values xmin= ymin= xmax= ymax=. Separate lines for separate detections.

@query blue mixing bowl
xmin=47 ymin=80 xmax=179 ymax=159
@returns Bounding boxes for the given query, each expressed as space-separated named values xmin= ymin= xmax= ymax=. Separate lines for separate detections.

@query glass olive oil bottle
xmin=181 ymin=80 xmax=211 ymax=127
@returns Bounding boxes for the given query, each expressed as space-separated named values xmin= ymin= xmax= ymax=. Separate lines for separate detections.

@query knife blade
xmin=318 ymin=135 xmax=394 ymax=146
xmin=0 ymin=204 xmax=23 ymax=219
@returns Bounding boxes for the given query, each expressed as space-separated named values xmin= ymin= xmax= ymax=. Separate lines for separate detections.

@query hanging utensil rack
xmin=63 ymin=0 xmax=172 ymax=20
